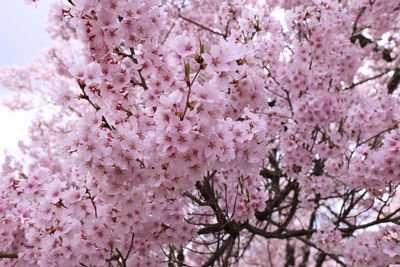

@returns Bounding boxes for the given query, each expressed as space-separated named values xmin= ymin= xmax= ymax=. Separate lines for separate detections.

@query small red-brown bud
xmin=194 ymin=54 xmax=204 ymax=64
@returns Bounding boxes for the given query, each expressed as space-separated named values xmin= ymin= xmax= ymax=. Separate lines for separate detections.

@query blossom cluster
xmin=1 ymin=0 xmax=400 ymax=266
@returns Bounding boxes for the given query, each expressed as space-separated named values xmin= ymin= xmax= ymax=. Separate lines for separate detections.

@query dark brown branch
xmin=84 ymin=186 xmax=98 ymax=218
xmin=357 ymin=124 xmax=398 ymax=147
xmin=77 ymin=80 xmax=114 ymax=130
xmin=350 ymin=7 xmax=372 ymax=47
xmin=340 ymin=214 xmax=400 ymax=234
xmin=0 ymin=251 xmax=18 ymax=259
xmin=183 ymin=191 xmax=210 ymax=206
xmin=255 ymin=181 xmax=297 ymax=222
xmin=195 ymin=171 xmax=226 ymax=225
xmin=201 ymin=235 xmax=236 ymax=267
xmin=352 ymin=7 xmax=366 ymax=34
xmin=388 ymin=68 xmax=400 ymax=94
xmin=115 ymin=47 xmax=148 ymax=90
xmin=222 ymin=235 xmax=235 ymax=267
xmin=78 ymin=80 xmax=100 ymax=111
xmin=299 ymin=245 xmax=311 ymax=267
xmin=336 ymin=190 xmax=366 ymax=227
xmin=344 ymin=69 xmax=393 ymax=90
xmin=281 ymin=185 xmax=299 ymax=229
xmin=285 ymin=241 xmax=295 ymax=267
xmin=296 ymin=237 xmax=346 ymax=266
xmin=315 ymin=253 xmax=326 ymax=267
xmin=137 ymin=69 xmax=149 ymax=90
xmin=244 ymin=223 xmax=314 ymax=239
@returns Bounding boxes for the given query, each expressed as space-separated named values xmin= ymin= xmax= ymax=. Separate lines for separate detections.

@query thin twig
xmin=344 ymin=69 xmax=393 ymax=90
xmin=178 ymin=13 xmax=225 ymax=37
xmin=161 ymin=22 xmax=176 ymax=45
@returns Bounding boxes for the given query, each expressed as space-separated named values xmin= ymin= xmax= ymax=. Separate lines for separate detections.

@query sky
xmin=0 ymin=1 xmax=54 ymax=163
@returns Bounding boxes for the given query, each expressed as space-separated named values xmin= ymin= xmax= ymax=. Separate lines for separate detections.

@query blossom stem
xmin=180 ymin=67 xmax=202 ymax=121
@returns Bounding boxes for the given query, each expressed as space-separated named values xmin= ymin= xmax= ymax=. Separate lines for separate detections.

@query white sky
xmin=0 ymin=1 xmax=54 ymax=163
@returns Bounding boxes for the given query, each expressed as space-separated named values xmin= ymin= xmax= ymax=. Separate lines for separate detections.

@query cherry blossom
xmin=0 ymin=0 xmax=400 ymax=266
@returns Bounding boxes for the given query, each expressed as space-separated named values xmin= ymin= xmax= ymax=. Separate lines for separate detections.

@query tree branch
xmin=0 ymin=251 xmax=18 ymax=259
xmin=178 ymin=13 xmax=225 ymax=37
